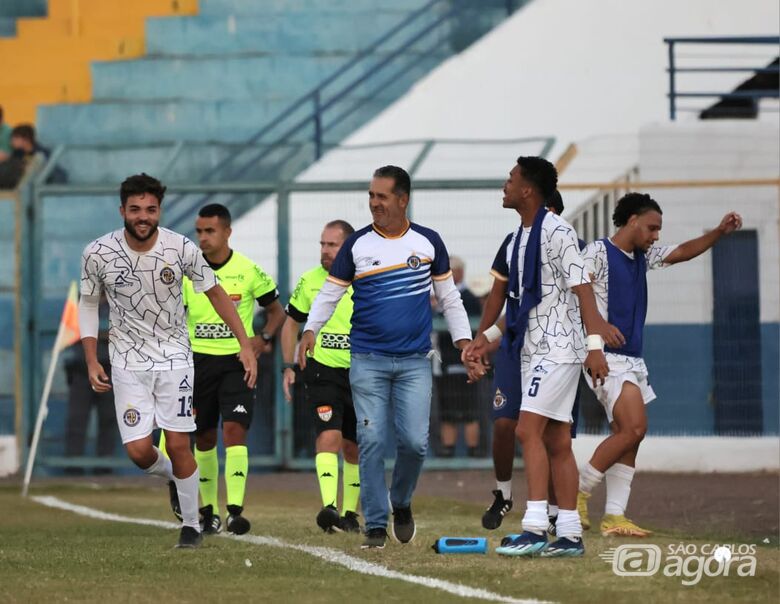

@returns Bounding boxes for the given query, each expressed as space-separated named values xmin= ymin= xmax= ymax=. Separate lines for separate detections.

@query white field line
xmin=32 ymin=495 xmax=551 ymax=604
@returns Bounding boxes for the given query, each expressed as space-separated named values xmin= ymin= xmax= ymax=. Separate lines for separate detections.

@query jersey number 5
xmin=528 ymin=377 xmax=541 ymax=397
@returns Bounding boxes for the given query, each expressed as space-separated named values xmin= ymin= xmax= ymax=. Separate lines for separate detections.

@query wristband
xmin=261 ymin=331 xmax=273 ymax=343
xmin=483 ymin=324 xmax=502 ymax=343
xmin=282 ymin=362 xmax=296 ymax=371
xmin=586 ymin=334 xmax=604 ymax=351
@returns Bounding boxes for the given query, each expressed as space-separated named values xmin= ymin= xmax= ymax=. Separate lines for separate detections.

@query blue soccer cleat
xmin=495 ymin=531 xmax=548 ymax=556
xmin=540 ymin=536 xmax=585 ymax=557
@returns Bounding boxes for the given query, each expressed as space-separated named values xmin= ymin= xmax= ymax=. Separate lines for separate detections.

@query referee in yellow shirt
xmin=183 ymin=203 xmax=285 ymax=535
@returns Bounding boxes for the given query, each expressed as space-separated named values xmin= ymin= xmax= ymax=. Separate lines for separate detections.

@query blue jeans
xmin=349 ymin=352 xmax=432 ymax=530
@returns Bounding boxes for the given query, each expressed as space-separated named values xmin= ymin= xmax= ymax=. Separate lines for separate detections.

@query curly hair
xmin=120 ymin=173 xmax=167 ymax=206
xmin=612 ymin=192 xmax=662 ymax=227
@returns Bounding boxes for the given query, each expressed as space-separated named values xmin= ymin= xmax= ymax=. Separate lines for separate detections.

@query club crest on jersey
xmin=406 ymin=254 xmax=422 ymax=270
xmin=159 ymin=266 xmax=175 ymax=285
xmin=493 ymin=389 xmax=507 ymax=409
xmin=123 ymin=408 xmax=141 ymax=427
xmin=317 ymin=405 xmax=333 ymax=422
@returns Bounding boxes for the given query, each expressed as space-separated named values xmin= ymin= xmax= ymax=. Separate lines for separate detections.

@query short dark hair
xmin=120 ymin=173 xmax=166 ymax=206
xmin=199 ymin=203 xmax=232 ymax=226
xmin=613 ymin=192 xmax=663 ymax=227
xmin=373 ymin=165 xmax=411 ymax=198
xmin=10 ymin=124 xmax=35 ymax=144
xmin=516 ymin=156 xmax=558 ymax=200
xmin=546 ymin=190 xmax=564 ymax=214
xmin=325 ymin=219 xmax=354 ymax=238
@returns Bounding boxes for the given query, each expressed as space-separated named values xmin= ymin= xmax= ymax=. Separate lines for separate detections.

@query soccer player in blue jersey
xmin=298 ymin=165 xmax=472 ymax=549
xmin=466 ymin=157 xmax=621 ymax=557
xmin=576 ymin=193 xmax=741 ymax=536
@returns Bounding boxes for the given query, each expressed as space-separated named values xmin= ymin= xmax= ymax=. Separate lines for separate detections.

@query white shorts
xmin=112 ymin=366 xmax=196 ymax=444
xmin=520 ymin=360 xmax=581 ymax=423
xmin=583 ymin=353 xmax=656 ymax=423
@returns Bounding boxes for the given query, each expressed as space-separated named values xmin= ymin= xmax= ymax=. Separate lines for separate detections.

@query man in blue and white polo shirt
xmin=299 ymin=165 xmax=472 ymax=550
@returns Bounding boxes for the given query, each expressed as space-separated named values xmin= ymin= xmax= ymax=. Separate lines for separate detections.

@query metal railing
xmin=665 ymin=35 xmax=780 ymax=120
xmin=163 ymin=0 xmax=524 ymax=232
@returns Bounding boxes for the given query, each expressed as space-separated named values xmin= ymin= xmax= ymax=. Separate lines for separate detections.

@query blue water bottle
xmin=432 ymin=537 xmax=488 ymax=554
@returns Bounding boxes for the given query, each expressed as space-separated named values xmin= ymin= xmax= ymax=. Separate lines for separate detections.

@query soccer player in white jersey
xmin=466 ymin=156 xmax=621 ymax=557
xmin=298 ymin=165 xmax=472 ymax=550
xmin=79 ymin=173 xmax=258 ymax=548
xmin=576 ymin=193 xmax=742 ymax=537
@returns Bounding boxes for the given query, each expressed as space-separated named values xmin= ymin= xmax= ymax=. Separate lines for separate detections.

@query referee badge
xmin=317 ymin=405 xmax=333 ymax=422
xmin=493 ymin=389 xmax=507 ymax=410
xmin=159 ymin=266 xmax=175 ymax=285
xmin=123 ymin=408 xmax=141 ymax=427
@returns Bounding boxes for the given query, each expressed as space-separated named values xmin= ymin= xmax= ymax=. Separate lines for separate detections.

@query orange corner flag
xmin=58 ymin=281 xmax=80 ymax=351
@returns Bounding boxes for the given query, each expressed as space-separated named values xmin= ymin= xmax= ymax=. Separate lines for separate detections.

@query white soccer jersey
xmin=498 ymin=213 xmax=590 ymax=364
xmin=582 ymin=239 xmax=677 ymax=327
xmin=80 ymin=227 xmax=217 ymax=371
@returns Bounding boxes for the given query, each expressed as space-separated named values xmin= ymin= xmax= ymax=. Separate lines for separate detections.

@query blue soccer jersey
xmin=327 ymin=221 xmax=451 ymax=355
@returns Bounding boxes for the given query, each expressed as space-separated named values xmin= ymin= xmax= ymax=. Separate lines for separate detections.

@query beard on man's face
xmin=124 ymin=218 xmax=158 ymax=241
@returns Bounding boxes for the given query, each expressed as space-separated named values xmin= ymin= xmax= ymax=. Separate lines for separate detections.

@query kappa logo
xmin=371 ymin=259 xmax=381 ymax=266
xmin=406 ymin=254 xmax=422 ymax=270
xmin=123 ymin=408 xmax=141 ymax=427
xmin=179 ymin=376 xmax=192 ymax=392
xmin=493 ymin=389 xmax=507 ymax=410
xmin=159 ymin=266 xmax=175 ymax=285
xmin=232 ymin=404 xmax=248 ymax=414
xmin=317 ymin=405 xmax=333 ymax=422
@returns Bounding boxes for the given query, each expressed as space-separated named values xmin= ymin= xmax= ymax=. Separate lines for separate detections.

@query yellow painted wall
xmin=0 ymin=0 xmax=198 ymax=125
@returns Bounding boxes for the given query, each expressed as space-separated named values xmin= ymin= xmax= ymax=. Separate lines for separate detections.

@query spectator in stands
xmin=0 ymin=106 xmax=11 ymax=161
xmin=9 ymin=124 xmax=68 ymax=184
xmin=434 ymin=256 xmax=482 ymax=457
xmin=64 ymin=298 xmax=117 ymax=474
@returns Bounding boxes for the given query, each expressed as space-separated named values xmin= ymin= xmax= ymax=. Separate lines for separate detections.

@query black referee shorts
xmin=193 ymin=352 xmax=255 ymax=432
xmin=303 ymin=357 xmax=356 ymax=443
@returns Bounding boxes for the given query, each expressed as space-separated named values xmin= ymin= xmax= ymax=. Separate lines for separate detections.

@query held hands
xmin=717 ymin=212 xmax=742 ymax=235
xmin=297 ymin=331 xmax=316 ymax=370
xmin=282 ymin=368 xmax=296 ymax=402
xmin=237 ymin=344 xmax=258 ymax=389
xmin=87 ymin=360 xmax=112 ymax=393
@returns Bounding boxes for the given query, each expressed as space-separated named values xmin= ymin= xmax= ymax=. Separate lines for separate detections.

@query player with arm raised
xmin=576 ymin=193 xmax=741 ymax=537
xmin=182 ymin=203 xmax=284 ymax=536
xmin=79 ymin=173 xmax=257 ymax=549
xmin=280 ymin=220 xmax=361 ymax=534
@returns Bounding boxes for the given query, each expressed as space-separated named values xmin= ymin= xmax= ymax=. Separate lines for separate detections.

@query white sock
xmin=521 ymin=500 xmax=548 ymax=534
xmin=174 ymin=468 xmax=201 ymax=530
xmin=605 ymin=463 xmax=635 ymax=516
xmin=548 ymin=504 xmax=559 ymax=518
xmin=496 ymin=480 xmax=512 ymax=501
xmin=579 ymin=463 xmax=604 ymax=494
xmin=556 ymin=509 xmax=582 ymax=539
xmin=144 ymin=446 xmax=173 ymax=481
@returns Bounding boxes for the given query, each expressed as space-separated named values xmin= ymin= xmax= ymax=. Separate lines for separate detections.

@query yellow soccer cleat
xmin=600 ymin=514 xmax=652 ymax=537
xmin=577 ymin=490 xmax=591 ymax=530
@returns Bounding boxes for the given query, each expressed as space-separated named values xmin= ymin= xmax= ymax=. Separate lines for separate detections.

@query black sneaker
xmin=339 ymin=511 xmax=361 ymax=533
xmin=361 ymin=527 xmax=387 ymax=549
xmin=175 ymin=526 xmax=202 ymax=549
xmin=547 ymin=514 xmax=558 ymax=537
xmin=199 ymin=505 xmax=222 ymax=535
xmin=482 ymin=490 xmax=512 ymax=530
xmin=225 ymin=504 xmax=251 ymax=535
xmin=391 ymin=506 xmax=416 ymax=544
xmin=168 ymin=480 xmax=182 ymax=522
xmin=316 ymin=505 xmax=342 ymax=533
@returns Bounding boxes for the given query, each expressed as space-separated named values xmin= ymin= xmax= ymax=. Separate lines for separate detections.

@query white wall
xmin=637 ymin=121 xmax=780 ymax=324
